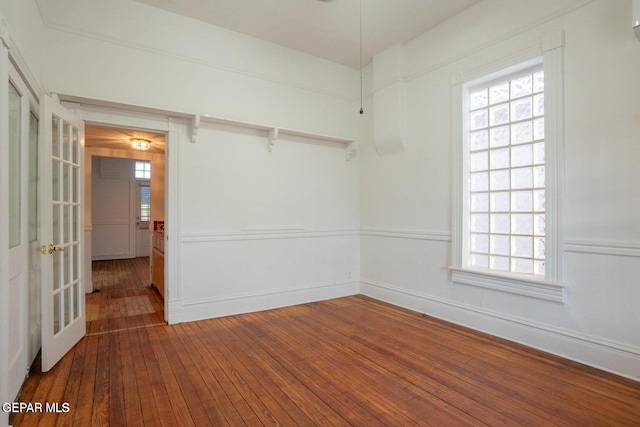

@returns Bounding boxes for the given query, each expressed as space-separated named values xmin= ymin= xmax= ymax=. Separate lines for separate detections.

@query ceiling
xmin=85 ymin=1 xmax=481 ymax=146
xmin=133 ymin=0 xmax=481 ymax=69
xmin=85 ymin=124 xmax=166 ymax=154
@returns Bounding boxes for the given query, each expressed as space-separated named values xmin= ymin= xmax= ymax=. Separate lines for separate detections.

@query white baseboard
xmin=360 ymin=279 xmax=640 ymax=382
xmin=180 ymin=280 xmax=360 ymax=323
xmin=166 ymin=299 xmax=183 ymax=325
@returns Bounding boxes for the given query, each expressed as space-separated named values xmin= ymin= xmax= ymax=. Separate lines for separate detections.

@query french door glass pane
xmin=9 ymin=82 xmax=21 ymax=248
xmin=64 ymin=286 xmax=71 ymax=327
xmin=73 ymin=282 xmax=80 ymax=320
xmin=29 ymin=112 xmax=39 ymax=242
xmin=63 ymin=205 xmax=70 ymax=245
xmin=53 ymin=204 xmax=60 ymax=245
xmin=53 ymin=204 xmax=61 ymax=292
xmin=63 ymin=239 xmax=70 ymax=285
xmin=53 ymin=292 xmax=61 ymax=334
xmin=63 ymin=163 xmax=70 ymax=203
xmin=52 ymin=160 xmax=61 ymax=202
xmin=62 ymin=122 xmax=70 ymax=162
xmin=72 ymin=244 xmax=79 ymax=281
xmin=52 ymin=116 xmax=60 ymax=158
xmin=72 ymin=206 xmax=79 ymax=242
xmin=72 ymin=167 xmax=78 ymax=203
xmin=72 ymin=127 xmax=79 ymax=163
xmin=53 ymin=250 xmax=61 ymax=291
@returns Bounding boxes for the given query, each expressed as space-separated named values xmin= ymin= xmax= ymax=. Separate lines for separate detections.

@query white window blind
xmin=140 ymin=184 xmax=150 ymax=223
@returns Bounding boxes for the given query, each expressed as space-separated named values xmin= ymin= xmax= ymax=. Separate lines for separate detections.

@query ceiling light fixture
xmin=131 ymin=138 xmax=151 ymax=151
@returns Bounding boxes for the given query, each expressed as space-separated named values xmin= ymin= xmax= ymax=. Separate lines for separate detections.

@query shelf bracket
xmin=267 ymin=127 xmax=278 ymax=152
xmin=345 ymin=141 xmax=357 ymax=162
xmin=191 ymin=115 xmax=200 ymax=144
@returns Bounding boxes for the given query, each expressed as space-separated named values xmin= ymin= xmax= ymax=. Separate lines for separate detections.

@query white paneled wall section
xmin=177 ymin=122 xmax=360 ymax=321
xmin=360 ymin=0 xmax=640 ymax=380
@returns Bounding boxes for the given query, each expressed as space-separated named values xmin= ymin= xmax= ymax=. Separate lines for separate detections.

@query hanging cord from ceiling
xmin=359 ymin=0 xmax=364 ymax=115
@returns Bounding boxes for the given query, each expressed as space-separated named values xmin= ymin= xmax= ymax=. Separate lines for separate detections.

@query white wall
xmin=176 ymin=122 xmax=360 ymax=321
xmin=36 ymin=0 xmax=358 ymax=139
xmin=360 ymin=0 xmax=640 ymax=380
xmin=31 ymin=0 xmax=362 ymax=321
xmin=0 ymin=0 xmax=47 ymax=93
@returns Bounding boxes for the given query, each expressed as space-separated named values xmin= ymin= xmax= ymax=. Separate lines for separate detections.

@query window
xmin=135 ymin=161 xmax=151 ymax=179
xmin=467 ymin=66 xmax=545 ymax=276
xmin=139 ymin=184 xmax=151 ymax=223
xmin=451 ymin=33 xmax=566 ymax=302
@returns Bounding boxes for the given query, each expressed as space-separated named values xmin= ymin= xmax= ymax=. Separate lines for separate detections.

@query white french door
xmin=39 ymin=95 xmax=86 ymax=372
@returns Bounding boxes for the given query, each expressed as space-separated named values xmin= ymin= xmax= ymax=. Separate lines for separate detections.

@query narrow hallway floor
xmin=86 ymin=257 xmax=164 ymax=335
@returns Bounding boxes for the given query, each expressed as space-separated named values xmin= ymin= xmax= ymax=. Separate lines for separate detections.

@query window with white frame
xmin=467 ymin=66 xmax=545 ymax=276
xmin=135 ymin=161 xmax=151 ymax=179
xmin=451 ymin=36 xmax=566 ymax=302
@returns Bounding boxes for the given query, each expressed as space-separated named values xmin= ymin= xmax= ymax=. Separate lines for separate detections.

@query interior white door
xmin=39 ymin=95 xmax=86 ymax=372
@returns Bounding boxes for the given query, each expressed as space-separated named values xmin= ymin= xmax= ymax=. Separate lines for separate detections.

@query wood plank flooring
xmin=11 ymin=262 xmax=640 ymax=426
xmin=86 ymin=257 xmax=164 ymax=335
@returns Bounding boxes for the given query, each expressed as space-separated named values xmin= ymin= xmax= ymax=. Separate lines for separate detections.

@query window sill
xmin=449 ymin=267 xmax=565 ymax=303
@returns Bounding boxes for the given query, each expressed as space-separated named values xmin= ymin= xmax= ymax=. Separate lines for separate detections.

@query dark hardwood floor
xmin=11 ymin=263 xmax=640 ymax=426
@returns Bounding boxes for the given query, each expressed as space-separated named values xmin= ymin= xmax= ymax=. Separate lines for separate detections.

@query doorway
xmin=84 ymin=124 xmax=166 ymax=326
xmin=87 ymin=257 xmax=164 ymax=333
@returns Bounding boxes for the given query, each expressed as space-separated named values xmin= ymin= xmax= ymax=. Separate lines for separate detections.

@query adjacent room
xmin=1 ymin=0 xmax=639 ymax=425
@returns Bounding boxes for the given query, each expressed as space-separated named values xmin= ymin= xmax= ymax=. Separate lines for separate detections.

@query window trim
xmin=450 ymin=32 xmax=566 ymax=302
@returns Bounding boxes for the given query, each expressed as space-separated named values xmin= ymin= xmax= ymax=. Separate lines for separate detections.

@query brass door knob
xmin=35 ymin=244 xmax=64 ymax=255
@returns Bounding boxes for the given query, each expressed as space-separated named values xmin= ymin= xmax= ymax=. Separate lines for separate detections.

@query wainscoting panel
xmin=361 ymin=279 xmax=640 ymax=381
xmin=178 ymin=231 xmax=360 ymax=322
xmin=360 ymin=230 xmax=640 ymax=381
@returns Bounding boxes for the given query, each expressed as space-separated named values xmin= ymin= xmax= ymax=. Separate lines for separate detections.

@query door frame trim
xmin=62 ymin=99 xmax=183 ymax=324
